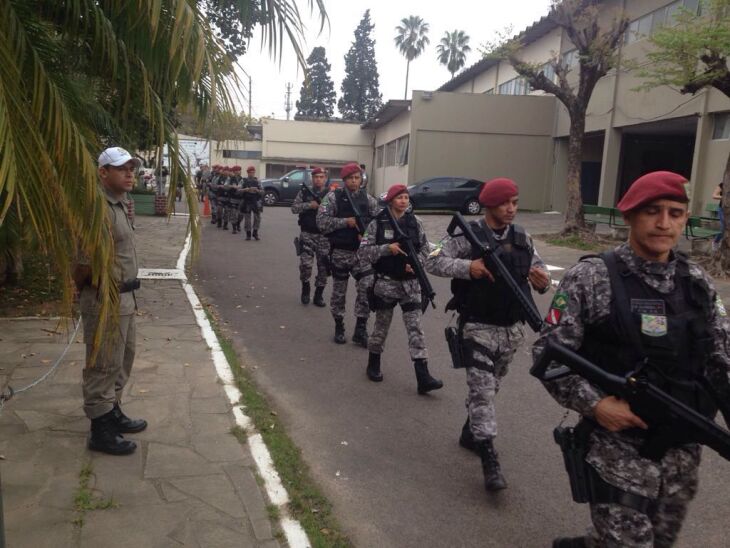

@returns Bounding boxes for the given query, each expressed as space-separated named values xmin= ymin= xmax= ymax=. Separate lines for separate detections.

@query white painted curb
xmin=176 ymin=233 xmax=310 ymax=548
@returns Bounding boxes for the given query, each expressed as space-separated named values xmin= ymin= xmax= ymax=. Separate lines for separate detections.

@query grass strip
xmin=204 ymin=307 xmax=352 ymax=548
xmin=541 ymin=233 xmax=610 ymax=252
xmin=72 ymin=462 xmax=117 ymax=528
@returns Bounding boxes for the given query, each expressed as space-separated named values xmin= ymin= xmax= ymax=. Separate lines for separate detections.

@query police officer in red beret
xmin=533 ymin=171 xmax=730 ymax=547
xmin=427 ymin=177 xmax=551 ymax=492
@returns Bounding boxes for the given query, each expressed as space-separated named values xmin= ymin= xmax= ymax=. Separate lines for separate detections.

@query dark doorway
xmin=581 ymin=161 xmax=602 ymax=205
xmin=618 ymin=133 xmax=695 ymax=201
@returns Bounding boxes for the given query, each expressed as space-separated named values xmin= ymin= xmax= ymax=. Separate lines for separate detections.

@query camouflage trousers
xmin=216 ymin=202 xmax=229 ymax=224
xmin=226 ymin=205 xmax=241 ymax=226
xmin=368 ymin=277 xmax=427 ymax=360
xmin=208 ymin=195 xmax=217 ymax=219
xmin=584 ymin=431 xmax=700 ymax=547
xmin=299 ymin=231 xmax=330 ymax=288
xmin=242 ymin=208 xmax=261 ymax=231
xmin=462 ymin=321 xmax=524 ymax=441
xmin=329 ymin=248 xmax=371 ymax=319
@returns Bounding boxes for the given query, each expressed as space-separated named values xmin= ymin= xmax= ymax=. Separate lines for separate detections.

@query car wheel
xmin=263 ymin=190 xmax=278 ymax=206
xmin=406 ymin=202 xmax=413 ymax=213
xmin=463 ymin=198 xmax=481 ymax=215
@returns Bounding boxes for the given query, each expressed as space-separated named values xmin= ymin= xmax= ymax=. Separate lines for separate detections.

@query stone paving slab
xmin=0 ymin=215 xmax=281 ymax=548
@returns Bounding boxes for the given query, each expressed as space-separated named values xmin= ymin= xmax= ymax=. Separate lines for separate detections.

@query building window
xmin=222 ymin=150 xmax=261 ymax=159
xmin=713 ymin=113 xmax=730 ymax=140
xmin=376 ymin=145 xmax=384 ymax=168
xmin=396 ymin=135 xmax=409 ymax=166
xmin=385 ymin=141 xmax=397 ymax=166
xmin=625 ymin=0 xmax=700 ymax=45
xmin=562 ymin=49 xmax=579 ymax=69
xmin=497 ymin=77 xmax=530 ymax=96
xmin=539 ymin=62 xmax=556 ymax=83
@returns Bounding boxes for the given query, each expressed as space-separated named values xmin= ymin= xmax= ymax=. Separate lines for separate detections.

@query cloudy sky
xmin=234 ymin=0 xmax=553 ymax=120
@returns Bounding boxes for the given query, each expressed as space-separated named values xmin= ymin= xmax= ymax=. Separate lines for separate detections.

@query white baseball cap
xmin=98 ymin=147 xmax=142 ymax=168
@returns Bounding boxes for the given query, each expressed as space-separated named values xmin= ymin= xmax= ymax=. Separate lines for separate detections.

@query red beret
xmin=311 ymin=167 xmax=324 ymax=175
xmin=340 ymin=162 xmax=361 ymax=180
xmin=232 ymin=165 xmax=242 ymax=172
xmin=246 ymin=165 xmax=256 ymax=172
xmin=617 ymin=171 xmax=688 ymax=213
xmin=384 ymin=184 xmax=408 ymax=202
xmin=479 ymin=178 xmax=519 ymax=207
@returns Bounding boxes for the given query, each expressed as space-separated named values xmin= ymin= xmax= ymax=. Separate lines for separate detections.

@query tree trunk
xmin=719 ymin=150 xmax=730 ymax=271
xmin=563 ymin=111 xmax=587 ymax=233
xmin=404 ymin=60 xmax=410 ymax=100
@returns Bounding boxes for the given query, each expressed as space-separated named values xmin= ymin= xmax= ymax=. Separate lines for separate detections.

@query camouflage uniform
xmin=215 ymin=178 xmax=230 ymax=227
xmin=241 ymin=176 xmax=263 ymax=234
xmin=426 ymin=219 xmax=549 ymax=441
xmin=227 ymin=177 xmax=243 ymax=233
xmin=359 ymin=215 xmax=429 ymax=360
xmin=207 ymin=175 xmax=219 ymax=223
xmin=291 ymin=188 xmax=330 ymax=288
xmin=533 ymin=242 xmax=730 ymax=547
xmin=316 ymin=188 xmax=379 ymax=320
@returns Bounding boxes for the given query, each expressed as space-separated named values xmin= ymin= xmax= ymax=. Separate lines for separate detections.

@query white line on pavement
xmin=176 ymin=233 xmax=310 ymax=548
xmin=546 ymin=264 xmax=564 ymax=271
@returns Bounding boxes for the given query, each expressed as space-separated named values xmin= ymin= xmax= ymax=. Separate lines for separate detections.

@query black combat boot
xmin=552 ymin=537 xmax=588 ymax=548
xmin=223 ymin=221 xmax=228 ymax=230
xmin=351 ymin=317 xmax=368 ymax=348
xmin=366 ymin=352 xmax=383 ymax=382
xmin=88 ymin=410 xmax=137 ymax=455
xmin=313 ymin=286 xmax=326 ymax=307
xmin=413 ymin=359 xmax=443 ymax=395
xmin=246 ymin=231 xmax=252 ymax=240
xmin=217 ymin=217 xmax=222 ymax=228
xmin=459 ymin=417 xmax=478 ymax=454
xmin=253 ymin=230 xmax=260 ymax=240
xmin=232 ymin=223 xmax=238 ymax=234
xmin=112 ymin=403 xmax=148 ymax=433
xmin=478 ymin=438 xmax=507 ymax=491
xmin=334 ymin=316 xmax=346 ymax=344
xmin=301 ymin=281 xmax=311 ymax=305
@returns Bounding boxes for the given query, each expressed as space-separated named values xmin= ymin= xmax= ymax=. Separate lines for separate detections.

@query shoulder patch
xmin=716 ymin=296 xmax=727 ymax=317
xmin=550 ymin=292 xmax=569 ymax=311
xmin=428 ymin=240 xmax=444 ymax=258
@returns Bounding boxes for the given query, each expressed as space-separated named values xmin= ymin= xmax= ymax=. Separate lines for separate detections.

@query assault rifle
xmin=384 ymin=206 xmax=436 ymax=313
xmin=343 ymin=186 xmax=367 ymax=235
xmin=531 ymin=339 xmax=730 ymax=462
xmin=300 ymin=182 xmax=321 ymax=204
xmin=447 ymin=213 xmax=544 ymax=332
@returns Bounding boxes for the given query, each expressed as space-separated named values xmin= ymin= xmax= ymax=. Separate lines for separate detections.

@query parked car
xmin=261 ymin=169 xmax=342 ymax=206
xmin=379 ymin=177 xmax=484 ymax=214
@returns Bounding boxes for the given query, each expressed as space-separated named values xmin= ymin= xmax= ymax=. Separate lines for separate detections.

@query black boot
xmin=334 ymin=316 xmax=346 ymax=344
xmin=253 ymin=230 xmax=260 ymax=240
xmin=552 ymin=537 xmax=588 ymax=548
xmin=459 ymin=417 xmax=478 ymax=454
xmin=301 ymin=281 xmax=311 ymax=305
xmin=88 ymin=410 xmax=137 ymax=455
xmin=112 ymin=403 xmax=148 ymax=433
xmin=217 ymin=217 xmax=222 ymax=228
xmin=223 ymin=221 xmax=228 ymax=230
xmin=232 ymin=223 xmax=238 ymax=234
xmin=366 ymin=352 xmax=383 ymax=382
xmin=313 ymin=286 xmax=326 ymax=307
xmin=351 ymin=317 xmax=368 ymax=348
xmin=246 ymin=231 xmax=252 ymax=240
xmin=478 ymin=439 xmax=507 ymax=492
xmin=413 ymin=359 xmax=443 ymax=395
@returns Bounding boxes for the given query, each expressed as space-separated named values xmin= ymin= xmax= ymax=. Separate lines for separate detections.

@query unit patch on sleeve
xmin=546 ymin=292 xmax=569 ymax=325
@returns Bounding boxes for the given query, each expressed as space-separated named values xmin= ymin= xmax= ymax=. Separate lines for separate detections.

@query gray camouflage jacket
xmin=290 ymin=187 xmax=325 ymax=215
xmin=315 ymin=188 xmax=379 ymax=235
xmin=359 ymin=213 xmax=430 ymax=268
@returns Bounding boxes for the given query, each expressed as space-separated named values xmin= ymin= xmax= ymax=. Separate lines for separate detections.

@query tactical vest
xmin=298 ymin=187 xmax=324 ymax=234
xmin=374 ymin=210 xmax=421 ymax=280
xmin=327 ymin=189 xmax=370 ymax=251
xmin=578 ymin=251 xmax=717 ymax=427
xmin=241 ymin=177 xmax=260 ymax=204
xmin=449 ymin=222 xmax=534 ymax=325
xmin=228 ymin=179 xmax=242 ymax=206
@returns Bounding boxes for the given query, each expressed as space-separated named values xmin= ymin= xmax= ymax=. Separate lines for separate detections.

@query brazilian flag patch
xmin=546 ymin=292 xmax=569 ymax=325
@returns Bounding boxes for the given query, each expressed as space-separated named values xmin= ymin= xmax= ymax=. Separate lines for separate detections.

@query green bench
xmin=705 ymin=203 xmax=720 ymax=219
xmin=583 ymin=205 xmax=627 ymax=228
xmin=685 ymin=216 xmax=720 ymax=240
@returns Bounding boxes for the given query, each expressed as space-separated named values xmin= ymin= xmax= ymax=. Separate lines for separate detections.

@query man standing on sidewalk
xmin=426 ymin=177 xmax=550 ymax=492
xmin=291 ymin=167 xmax=330 ymax=306
xmin=73 ymin=147 xmax=148 ymax=456
xmin=317 ymin=162 xmax=378 ymax=346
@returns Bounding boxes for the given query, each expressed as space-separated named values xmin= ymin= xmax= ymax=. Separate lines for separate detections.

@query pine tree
xmin=338 ymin=10 xmax=383 ymax=121
xmin=296 ymin=47 xmax=337 ymax=119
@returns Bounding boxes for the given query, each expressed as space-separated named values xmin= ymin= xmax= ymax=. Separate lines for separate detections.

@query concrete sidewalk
xmin=0 ymin=215 xmax=280 ymax=547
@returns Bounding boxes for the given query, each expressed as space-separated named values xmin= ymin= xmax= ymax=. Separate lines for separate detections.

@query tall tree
xmin=338 ymin=10 xmax=383 ymax=122
xmin=639 ymin=0 xmax=730 ymax=267
xmin=0 ymin=0 xmax=326 ymax=338
xmin=437 ymin=30 xmax=471 ymax=78
xmin=503 ymin=0 xmax=628 ymax=233
xmin=296 ymin=46 xmax=337 ymax=118
xmin=394 ymin=16 xmax=430 ymax=99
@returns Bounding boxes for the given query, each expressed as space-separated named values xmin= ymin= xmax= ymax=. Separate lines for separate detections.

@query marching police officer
xmin=534 ymin=171 xmax=730 ymax=548
xmin=426 ymin=178 xmax=550 ymax=491
xmin=291 ymin=167 xmax=330 ymax=306
xmin=215 ymin=167 xmax=230 ymax=229
xmin=317 ymin=162 xmax=378 ymax=346
xmin=207 ymin=165 xmax=220 ymax=224
xmin=227 ymin=166 xmax=243 ymax=234
xmin=241 ymin=165 xmax=263 ymax=240
xmin=359 ymin=184 xmax=442 ymax=393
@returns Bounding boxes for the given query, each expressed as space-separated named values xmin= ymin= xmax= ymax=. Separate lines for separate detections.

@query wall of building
xmin=210 ymin=139 xmax=263 ymax=172
xmin=372 ymin=110 xmax=412 ymax=195
xmin=408 ymin=91 xmax=557 ymax=211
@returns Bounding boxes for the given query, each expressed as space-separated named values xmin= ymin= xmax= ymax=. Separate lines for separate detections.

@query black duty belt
xmin=120 ymin=279 xmax=140 ymax=293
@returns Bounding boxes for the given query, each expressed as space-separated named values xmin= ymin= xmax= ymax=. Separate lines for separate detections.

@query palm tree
xmin=394 ymin=16 xmax=430 ymax=99
xmin=0 ymin=0 xmax=325 ymax=347
xmin=437 ymin=30 xmax=472 ymax=78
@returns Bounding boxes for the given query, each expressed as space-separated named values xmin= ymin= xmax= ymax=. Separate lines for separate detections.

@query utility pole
xmin=284 ymin=83 xmax=292 ymax=120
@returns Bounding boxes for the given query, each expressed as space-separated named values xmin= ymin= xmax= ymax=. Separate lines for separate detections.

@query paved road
xmin=192 ymin=206 xmax=729 ymax=548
